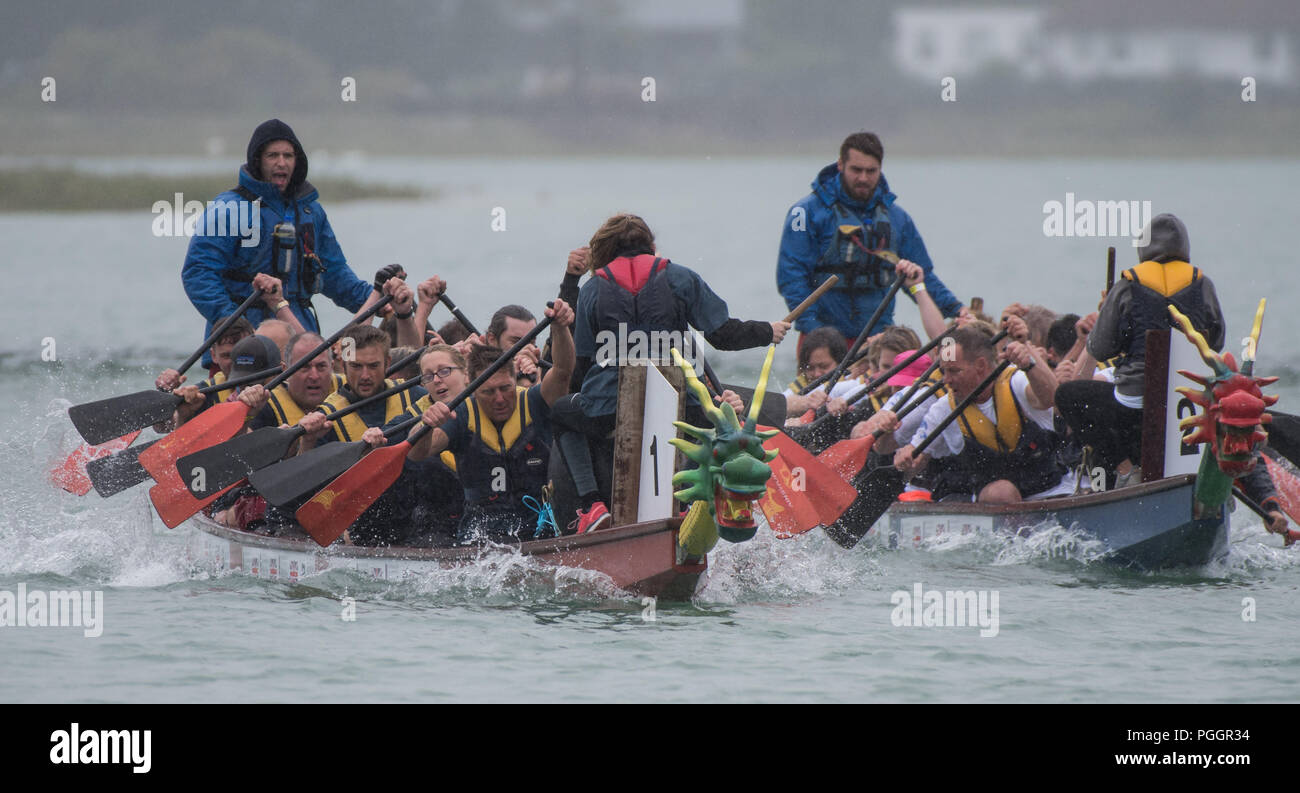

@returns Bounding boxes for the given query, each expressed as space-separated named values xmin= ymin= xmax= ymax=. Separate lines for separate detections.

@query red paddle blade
xmin=758 ymin=427 xmax=858 ymax=534
xmin=817 ymin=435 xmax=876 ymax=484
xmin=50 ymin=431 xmax=141 ymax=496
xmin=138 ymin=401 xmax=249 ymax=481
xmin=1260 ymin=455 xmax=1300 ymax=545
xmin=756 ymin=446 xmax=824 ymax=538
xmin=296 ymin=442 xmax=411 ymax=547
xmin=149 ymin=463 xmax=239 ymax=529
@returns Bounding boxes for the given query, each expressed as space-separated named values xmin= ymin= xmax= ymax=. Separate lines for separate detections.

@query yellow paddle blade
xmin=678 ymin=499 xmax=718 ymax=557
xmin=747 ymin=344 xmax=777 ymax=425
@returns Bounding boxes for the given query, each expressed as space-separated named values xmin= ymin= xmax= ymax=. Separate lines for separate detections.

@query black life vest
xmin=813 ymin=200 xmax=897 ymax=298
xmin=592 ymin=254 xmax=688 ymax=341
xmin=1120 ymin=260 xmax=1217 ymax=366
xmin=457 ymin=387 xmax=549 ymax=508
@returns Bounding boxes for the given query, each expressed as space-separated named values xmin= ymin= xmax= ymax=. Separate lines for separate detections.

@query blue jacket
xmin=776 ymin=164 xmax=962 ymax=337
xmin=181 ymin=166 xmax=373 ymax=364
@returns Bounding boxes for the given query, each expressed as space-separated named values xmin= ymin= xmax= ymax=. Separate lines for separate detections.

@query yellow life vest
xmin=466 ymin=386 xmax=532 ymax=453
xmin=200 ymin=370 xmax=234 ymax=404
xmin=406 ymin=394 xmax=458 ymax=472
xmin=948 ymin=368 xmax=1022 ymax=453
xmin=1122 ymin=259 xmax=1198 ymax=297
xmin=320 ymin=379 xmax=416 ymax=442
xmin=266 ymin=374 xmax=344 ymax=426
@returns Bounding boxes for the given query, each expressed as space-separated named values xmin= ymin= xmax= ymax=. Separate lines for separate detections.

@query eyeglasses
xmin=420 ymin=366 xmax=463 ymax=383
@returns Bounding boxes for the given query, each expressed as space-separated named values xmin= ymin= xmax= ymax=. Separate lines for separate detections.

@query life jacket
xmin=1120 ymin=260 xmax=1216 ymax=366
xmin=265 ymin=374 xmax=344 ymax=426
xmin=813 ymin=200 xmax=897 ymax=299
xmin=199 ymin=370 xmax=234 ymax=405
xmin=593 ymin=254 xmax=688 ymax=343
xmin=787 ymin=373 xmax=810 ymax=393
xmin=228 ymin=185 xmax=325 ymax=307
xmin=456 ymin=386 xmax=549 ymax=508
xmin=944 ymin=369 xmax=1067 ymax=498
xmin=320 ymin=380 xmax=417 ymax=442
xmin=406 ymin=394 xmax=460 ymax=473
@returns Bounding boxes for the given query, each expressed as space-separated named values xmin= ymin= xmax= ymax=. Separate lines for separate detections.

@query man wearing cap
xmin=181 ymin=118 xmax=397 ymax=368
xmin=171 ymin=334 xmax=282 ymax=428
xmin=777 ymin=131 xmax=965 ymax=347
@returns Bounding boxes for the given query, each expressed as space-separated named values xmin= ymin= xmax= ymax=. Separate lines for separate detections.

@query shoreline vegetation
xmin=0 ymin=169 xmax=424 ymax=212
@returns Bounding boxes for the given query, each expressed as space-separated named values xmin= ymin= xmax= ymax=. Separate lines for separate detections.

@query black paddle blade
xmin=86 ymin=440 xmax=158 ymax=498
xmin=176 ymin=426 xmax=302 ymax=498
xmin=69 ymin=390 xmax=181 ymax=445
xmin=722 ymin=383 xmax=788 ymax=430
xmin=247 ymin=440 xmax=369 ymax=507
xmin=823 ymin=467 xmax=904 ymax=549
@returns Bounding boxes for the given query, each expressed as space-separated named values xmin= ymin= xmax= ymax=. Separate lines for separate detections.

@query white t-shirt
xmin=909 ymin=369 xmax=1074 ymax=499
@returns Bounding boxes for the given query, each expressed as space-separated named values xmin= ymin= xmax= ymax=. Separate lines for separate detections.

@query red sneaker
xmin=575 ymin=501 xmax=611 ymax=534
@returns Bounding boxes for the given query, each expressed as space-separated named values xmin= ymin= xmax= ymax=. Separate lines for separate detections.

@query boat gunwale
xmin=886 ymin=472 xmax=1199 ymax=517
xmin=188 ymin=512 xmax=685 ymax=562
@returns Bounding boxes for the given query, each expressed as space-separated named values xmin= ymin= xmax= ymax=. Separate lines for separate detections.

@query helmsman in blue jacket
xmin=182 ymin=119 xmax=380 ymax=368
xmin=777 ymin=131 xmax=965 ymax=345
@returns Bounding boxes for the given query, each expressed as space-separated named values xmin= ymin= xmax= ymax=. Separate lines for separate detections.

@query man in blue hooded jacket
xmin=182 ymin=119 xmax=381 ymax=368
xmin=777 ymin=131 xmax=964 ymax=345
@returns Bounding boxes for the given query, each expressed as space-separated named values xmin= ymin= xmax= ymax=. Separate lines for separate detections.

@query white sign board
xmin=1163 ymin=330 xmax=1207 ymax=478
xmin=637 ymin=365 xmax=681 ymax=523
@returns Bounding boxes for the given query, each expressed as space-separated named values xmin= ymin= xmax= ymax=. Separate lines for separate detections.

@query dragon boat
xmin=180 ymin=348 xmax=783 ymax=599
xmin=857 ymin=302 xmax=1277 ymax=570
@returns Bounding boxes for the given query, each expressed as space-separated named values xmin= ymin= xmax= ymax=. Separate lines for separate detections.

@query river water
xmin=1 ymin=156 xmax=1297 ymax=702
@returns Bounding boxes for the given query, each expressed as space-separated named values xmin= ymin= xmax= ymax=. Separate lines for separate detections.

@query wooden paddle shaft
xmin=783 ymin=275 xmax=839 ymax=323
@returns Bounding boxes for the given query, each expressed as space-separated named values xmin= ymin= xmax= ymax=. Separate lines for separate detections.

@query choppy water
xmin=2 ymin=157 xmax=1299 ymax=702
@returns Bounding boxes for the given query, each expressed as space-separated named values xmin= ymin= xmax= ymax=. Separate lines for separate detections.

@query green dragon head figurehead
xmin=668 ymin=346 xmax=779 ymax=543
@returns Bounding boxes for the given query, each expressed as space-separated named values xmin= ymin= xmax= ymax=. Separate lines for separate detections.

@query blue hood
xmin=810 ymin=162 xmax=896 ymax=216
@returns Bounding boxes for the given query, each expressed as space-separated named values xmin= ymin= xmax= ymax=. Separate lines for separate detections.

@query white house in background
xmin=894 ymin=7 xmax=1296 ymax=84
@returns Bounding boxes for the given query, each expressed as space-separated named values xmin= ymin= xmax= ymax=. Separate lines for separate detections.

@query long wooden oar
xmin=138 ymin=295 xmax=394 ymax=482
xmin=176 ymin=372 xmax=428 ymax=498
xmin=783 ymin=275 xmax=839 ymax=323
xmin=294 ymin=312 xmax=557 ymax=546
xmin=68 ymin=366 xmax=281 ymax=445
xmin=826 ymin=360 xmax=1013 ymax=548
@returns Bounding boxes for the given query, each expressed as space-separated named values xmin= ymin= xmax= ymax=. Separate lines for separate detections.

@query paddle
xmin=66 ymin=290 xmax=266 ymax=445
xmin=293 ymin=310 xmax=558 ymax=545
xmin=138 ymin=295 xmax=394 ymax=482
xmin=818 ymin=374 xmax=946 ymax=482
xmin=783 ymin=275 xmax=839 ymax=324
xmin=85 ymin=439 xmax=158 ymax=498
xmin=68 ymin=366 xmax=281 ymax=446
xmin=1232 ymin=484 xmax=1300 ymax=546
xmin=50 ymin=430 xmax=141 ymax=496
xmin=176 ymin=371 xmax=429 ymax=498
xmin=797 ymin=270 xmax=905 ymax=396
xmin=825 ymin=359 xmax=1014 ymax=548
xmin=438 ymin=292 xmax=482 ymax=336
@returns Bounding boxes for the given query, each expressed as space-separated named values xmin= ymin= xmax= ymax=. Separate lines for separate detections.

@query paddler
xmin=894 ymin=323 xmax=1071 ymax=503
xmin=1054 ymin=214 xmax=1225 ymax=489
xmin=550 ymin=214 xmax=787 ymax=534
xmin=395 ymin=299 xmax=576 ymax=544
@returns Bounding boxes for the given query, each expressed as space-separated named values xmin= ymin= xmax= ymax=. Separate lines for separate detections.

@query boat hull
xmin=183 ymin=513 xmax=706 ymax=600
xmin=881 ymin=474 xmax=1229 ymax=570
